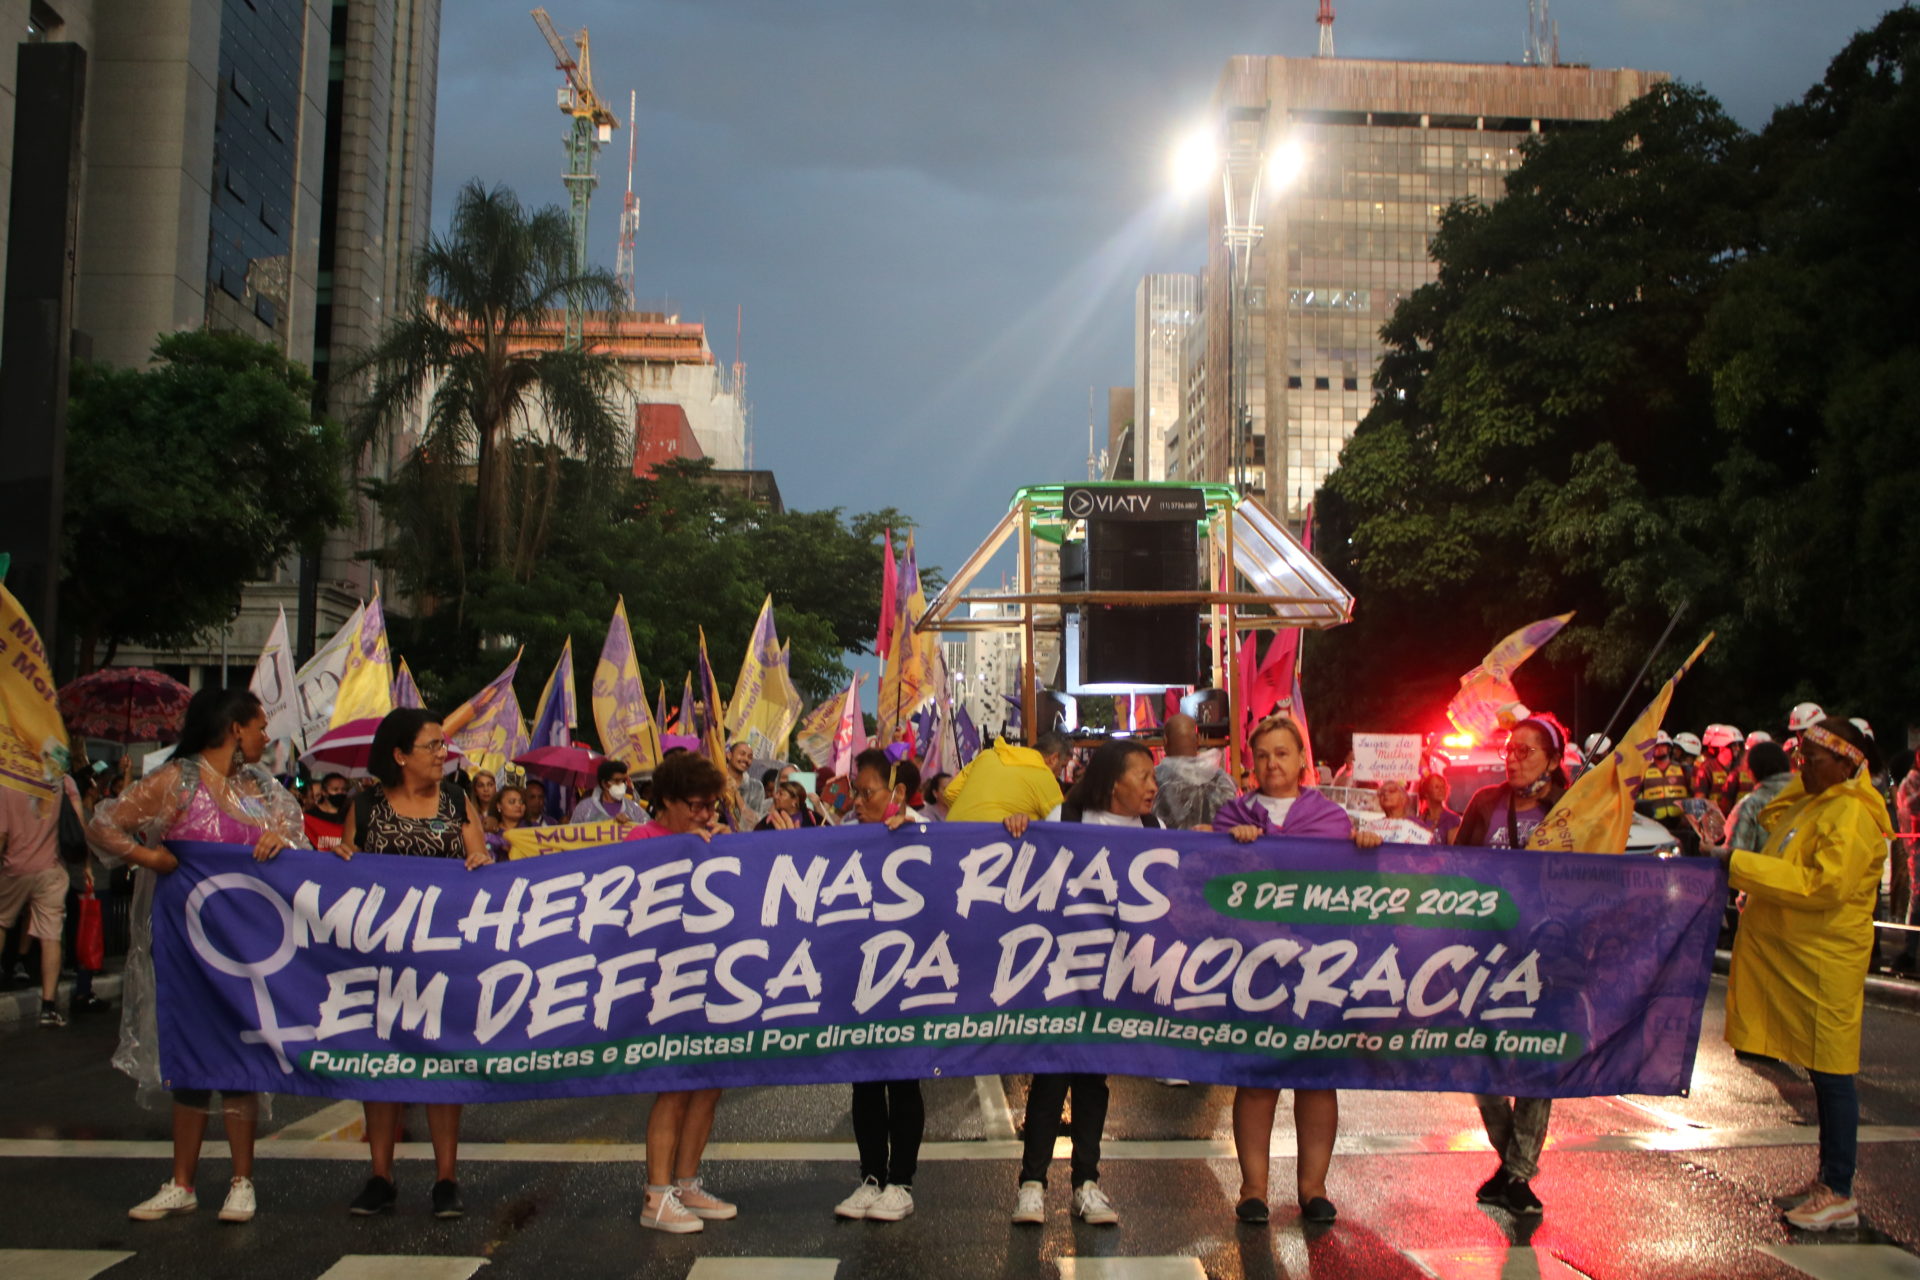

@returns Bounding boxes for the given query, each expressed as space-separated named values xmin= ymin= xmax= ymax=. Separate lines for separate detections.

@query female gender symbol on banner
xmin=183 ymin=873 xmax=317 ymax=1074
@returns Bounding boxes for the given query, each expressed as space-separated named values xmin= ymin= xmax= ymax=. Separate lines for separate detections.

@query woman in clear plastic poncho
xmin=87 ymin=686 xmax=310 ymax=1227
xmin=1717 ymin=716 xmax=1891 ymax=1233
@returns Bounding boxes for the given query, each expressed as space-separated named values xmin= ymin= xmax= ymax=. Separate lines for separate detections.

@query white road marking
xmin=266 ymin=1099 xmax=364 ymax=1142
xmin=315 ymin=1257 xmax=489 ymax=1280
xmin=1762 ymin=1244 xmax=1920 ymax=1280
xmin=686 ymin=1260 xmax=839 ymax=1280
xmin=1606 ymin=1094 xmax=1708 ymax=1131
xmin=0 ymin=1250 xmax=134 ymax=1280
xmin=975 ymin=1073 xmax=1017 ymax=1140
xmin=1056 ymin=1259 xmax=1206 ymax=1280
xmin=1404 ymin=1246 xmax=1590 ymax=1279
xmin=2 ymin=1125 xmax=1917 ymax=1164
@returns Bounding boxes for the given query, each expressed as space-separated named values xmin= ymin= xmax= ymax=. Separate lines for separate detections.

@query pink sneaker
xmin=641 ymin=1186 xmax=703 ymax=1234
xmin=674 ymin=1176 xmax=737 ymax=1220
xmin=1784 ymin=1184 xmax=1859 ymax=1231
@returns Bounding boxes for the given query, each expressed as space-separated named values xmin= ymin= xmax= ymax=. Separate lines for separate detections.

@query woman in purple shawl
xmin=1212 ymin=715 xmax=1380 ymax=1226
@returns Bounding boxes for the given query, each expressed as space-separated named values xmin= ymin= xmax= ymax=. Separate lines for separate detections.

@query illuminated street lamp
xmin=1173 ymin=129 xmax=1307 ymax=494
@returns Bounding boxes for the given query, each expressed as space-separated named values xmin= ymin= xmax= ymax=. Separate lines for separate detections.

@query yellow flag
xmin=1527 ymin=633 xmax=1715 ymax=854
xmin=503 ymin=819 xmax=628 ymax=860
xmin=725 ymin=596 xmax=801 ymax=758
xmin=593 ymin=597 xmax=661 ymax=771
xmin=330 ymin=593 xmax=394 ymax=727
xmin=0 ymin=583 xmax=69 ymax=801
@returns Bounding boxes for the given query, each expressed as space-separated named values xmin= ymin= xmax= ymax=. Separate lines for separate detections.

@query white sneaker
xmin=217 ymin=1176 xmax=256 ymax=1223
xmin=1012 ymin=1180 xmax=1046 ymax=1224
xmin=865 ymin=1183 xmax=915 ymax=1222
xmin=836 ymin=1176 xmax=884 ymax=1219
xmin=128 ymin=1180 xmax=198 ymax=1221
xmin=1784 ymin=1184 xmax=1860 ymax=1231
xmin=674 ymin=1175 xmax=737 ymax=1220
xmin=640 ymin=1186 xmax=704 ymax=1234
xmin=1073 ymin=1181 xmax=1119 ymax=1225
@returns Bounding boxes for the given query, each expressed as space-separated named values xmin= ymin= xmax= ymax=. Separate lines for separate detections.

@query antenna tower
xmin=734 ymin=305 xmax=752 ymax=469
xmin=616 ymin=88 xmax=639 ymax=309
xmin=531 ymin=7 xmax=619 ymax=347
xmin=1316 ymin=0 xmax=1335 ymax=58
xmin=1525 ymin=0 xmax=1560 ymax=66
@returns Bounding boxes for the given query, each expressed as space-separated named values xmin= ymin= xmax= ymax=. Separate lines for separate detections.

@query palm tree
xmin=346 ymin=180 xmax=628 ymax=600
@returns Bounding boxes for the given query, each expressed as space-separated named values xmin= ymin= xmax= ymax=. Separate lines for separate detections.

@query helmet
xmin=1673 ymin=732 xmax=1703 ymax=756
xmin=1583 ymin=732 xmax=1612 ymax=757
xmin=1702 ymin=723 xmax=1741 ymax=750
xmin=1655 ymin=730 xmax=1673 ymax=747
xmin=1849 ymin=716 xmax=1875 ymax=740
xmin=1745 ymin=730 xmax=1773 ymax=749
xmin=1787 ymin=702 xmax=1825 ymax=733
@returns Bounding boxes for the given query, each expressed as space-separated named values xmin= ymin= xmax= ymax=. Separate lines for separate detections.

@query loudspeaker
xmin=1078 ymin=516 xmax=1200 ymax=687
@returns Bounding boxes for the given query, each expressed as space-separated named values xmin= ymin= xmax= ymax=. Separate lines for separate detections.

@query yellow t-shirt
xmin=944 ymin=739 xmax=1065 ymax=823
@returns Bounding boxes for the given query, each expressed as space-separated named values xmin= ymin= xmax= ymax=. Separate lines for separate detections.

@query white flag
xmin=249 ymin=608 xmax=298 ymax=740
xmin=293 ymin=604 xmax=362 ymax=751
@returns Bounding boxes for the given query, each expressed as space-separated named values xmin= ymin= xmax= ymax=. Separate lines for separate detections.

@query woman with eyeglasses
xmin=338 ymin=708 xmax=491 ymax=1220
xmin=1450 ymin=713 xmax=1570 ymax=1219
xmin=1717 ymin=716 xmax=1890 ymax=1231
xmin=622 ymin=750 xmax=735 ymax=1234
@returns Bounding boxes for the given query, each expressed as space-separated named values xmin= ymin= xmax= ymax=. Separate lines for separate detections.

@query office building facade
xmin=1200 ymin=55 xmax=1666 ymax=521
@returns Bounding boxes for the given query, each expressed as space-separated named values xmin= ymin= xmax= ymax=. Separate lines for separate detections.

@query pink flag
xmin=877 ymin=528 xmax=898 ymax=659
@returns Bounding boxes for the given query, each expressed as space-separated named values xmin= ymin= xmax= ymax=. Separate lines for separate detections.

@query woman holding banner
xmin=88 ymin=687 xmax=310 ymax=1227
xmin=1450 ymin=713 xmax=1570 ymax=1218
xmin=1213 ymin=715 xmax=1383 ymax=1225
xmin=339 ymin=708 xmax=491 ymax=1220
xmin=624 ymin=749 xmax=737 ymax=1234
xmin=1719 ymin=716 xmax=1890 ymax=1231
xmin=1002 ymin=738 xmax=1160 ymax=1228
xmin=834 ymin=749 xmax=926 ymax=1225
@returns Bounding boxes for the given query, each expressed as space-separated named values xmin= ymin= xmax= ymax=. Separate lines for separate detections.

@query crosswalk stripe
xmin=4 ymin=1125 xmax=1918 ymax=1165
xmin=314 ymin=1257 xmax=489 ymax=1280
xmin=1761 ymin=1244 xmax=1920 ymax=1280
xmin=266 ymin=1099 xmax=366 ymax=1143
xmin=685 ymin=1260 xmax=839 ymax=1280
xmin=1055 ymin=1259 xmax=1206 ymax=1280
xmin=975 ymin=1074 xmax=1017 ymax=1140
xmin=0 ymin=1251 xmax=135 ymax=1280
xmin=1404 ymin=1246 xmax=1589 ymax=1279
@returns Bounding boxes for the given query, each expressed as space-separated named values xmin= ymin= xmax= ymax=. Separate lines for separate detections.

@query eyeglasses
xmin=410 ymin=739 xmax=447 ymax=755
xmin=1504 ymin=744 xmax=1543 ymax=762
xmin=853 ymin=784 xmax=891 ymax=800
xmin=674 ymin=796 xmax=718 ymax=814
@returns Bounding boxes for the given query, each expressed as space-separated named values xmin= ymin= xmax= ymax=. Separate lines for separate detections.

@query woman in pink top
xmin=625 ymin=750 xmax=733 ymax=1233
xmin=88 ymin=687 xmax=311 ymax=1227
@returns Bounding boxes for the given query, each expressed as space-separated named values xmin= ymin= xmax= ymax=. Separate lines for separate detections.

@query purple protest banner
xmin=147 ymin=826 xmax=1722 ymax=1102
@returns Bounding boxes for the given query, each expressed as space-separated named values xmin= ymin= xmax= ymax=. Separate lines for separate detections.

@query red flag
xmin=877 ymin=528 xmax=898 ymax=658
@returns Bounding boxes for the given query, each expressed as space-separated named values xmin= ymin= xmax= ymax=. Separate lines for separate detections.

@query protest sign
xmin=150 ymin=825 xmax=1721 ymax=1102
xmin=1352 ymin=734 xmax=1422 ymax=784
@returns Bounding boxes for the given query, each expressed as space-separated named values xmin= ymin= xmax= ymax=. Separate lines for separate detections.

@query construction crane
xmin=531 ymin=7 xmax=619 ymax=346
xmin=615 ymin=89 xmax=639 ymax=310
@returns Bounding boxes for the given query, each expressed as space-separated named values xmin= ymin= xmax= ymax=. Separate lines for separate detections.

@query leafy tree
xmin=345 ymin=180 xmax=627 ymax=605
xmin=374 ymin=458 xmax=923 ymax=722
xmin=62 ymin=330 xmax=350 ymax=671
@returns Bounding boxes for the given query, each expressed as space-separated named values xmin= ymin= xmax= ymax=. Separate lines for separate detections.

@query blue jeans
xmin=1808 ymin=1069 xmax=1858 ymax=1197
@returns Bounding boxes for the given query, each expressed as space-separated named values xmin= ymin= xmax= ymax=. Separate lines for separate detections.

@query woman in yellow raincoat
xmin=1720 ymin=716 xmax=1890 ymax=1232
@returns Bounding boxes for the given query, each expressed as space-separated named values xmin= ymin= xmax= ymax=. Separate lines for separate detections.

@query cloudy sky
xmin=431 ymin=0 xmax=1900 ymax=581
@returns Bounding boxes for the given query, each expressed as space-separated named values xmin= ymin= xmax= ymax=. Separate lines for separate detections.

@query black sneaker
xmin=1234 ymin=1196 xmax=1269 ymax=1223
xmin=349 ymin=1176 xmax=397 ymax=1216
xmin=38 ymin=1004 xmax=66 ymax=1028
xmin=73 ymin=994 xmax=109 ymax=1014
xmin=1476 ymin=1168 xmax=1511 ymax=1204
xmin=1300 ymin=1195 xmax=1338 ymax=1223
xmin=431 ymin=1179 xmax=464 ymax=1220
xmin=1504 ymin=1178 xmax=1543 ymax=1216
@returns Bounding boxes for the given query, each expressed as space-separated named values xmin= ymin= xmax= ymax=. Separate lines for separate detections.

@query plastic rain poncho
xmin=88 ymin=755 xmax=307 ymax=1106
xmin=1725 ymin=772 xmax=1892 ymax=1074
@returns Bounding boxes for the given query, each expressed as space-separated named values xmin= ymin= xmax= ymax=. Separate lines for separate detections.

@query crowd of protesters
xmin=0 ymin=687 xmax=1885 ymax=1238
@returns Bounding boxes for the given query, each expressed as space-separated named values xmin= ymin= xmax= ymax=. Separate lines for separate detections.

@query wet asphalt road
xmin=4 ymin=977 xmax=1920 ymax=1280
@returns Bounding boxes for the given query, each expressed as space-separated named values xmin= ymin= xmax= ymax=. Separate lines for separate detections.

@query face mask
xmin=607 ymin=783 xmax=628 ymax=800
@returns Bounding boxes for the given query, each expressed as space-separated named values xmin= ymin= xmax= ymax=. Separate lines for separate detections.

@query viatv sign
xmin=1062 ymin=487 xmax=1205 ymax=522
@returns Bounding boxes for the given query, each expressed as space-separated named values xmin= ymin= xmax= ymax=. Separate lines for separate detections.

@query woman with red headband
xmin=1718 ymin=716 xmax=1890 ymax=1231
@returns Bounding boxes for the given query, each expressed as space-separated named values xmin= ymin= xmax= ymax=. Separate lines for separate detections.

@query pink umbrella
xmin=513 ymin=744 xmax=606 ymax=788
xmin=302 ymin=717 xmax=463 ymax=779
xmin=58 ymin=667 xmax=192 ymax=744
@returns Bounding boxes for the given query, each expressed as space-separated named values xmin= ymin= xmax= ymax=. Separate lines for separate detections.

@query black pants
xmin=851 ymin=1080 xmax=923 ymax=1187
xmin=1019 ymin=1073 xmax=1108 ymax=1187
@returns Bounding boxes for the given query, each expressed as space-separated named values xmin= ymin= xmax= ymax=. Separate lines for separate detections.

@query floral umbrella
xmin=57 ymin=667 xmax=193 ymax=744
